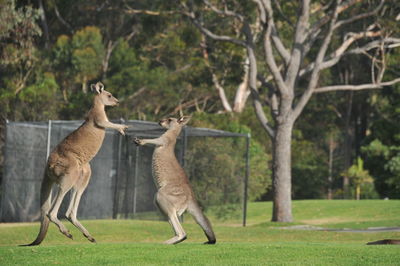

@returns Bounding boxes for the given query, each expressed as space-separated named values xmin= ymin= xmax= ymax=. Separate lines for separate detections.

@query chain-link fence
xmin=1 ymin=120 xmax=250 ymax=225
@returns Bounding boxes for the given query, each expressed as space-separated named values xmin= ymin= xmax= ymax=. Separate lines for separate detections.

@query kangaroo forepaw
xmin=133 ymin=137 xmax=142 ymax=146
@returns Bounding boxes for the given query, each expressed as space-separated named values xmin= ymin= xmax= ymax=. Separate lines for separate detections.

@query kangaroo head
xmin=90 ymin=82 xmax=119 ymax=106
xmin=159 ymin=116 xmax=191 ymax=129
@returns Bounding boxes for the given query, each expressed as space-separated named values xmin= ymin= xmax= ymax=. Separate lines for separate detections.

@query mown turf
xmin=1 ymin=242 xmax=400 ymax=265
xmin=1 ymin=200 xmax=399 ymax=265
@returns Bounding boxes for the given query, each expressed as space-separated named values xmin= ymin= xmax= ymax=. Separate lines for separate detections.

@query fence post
xmin=46 ymin=120 xmax=52 ymax=159
xmin=133 ymin=146 xmax=139 ymax=216
xmin=113 ymin=130 xmax=123 ymax=219
xmin=124 ymin=135 xmax=131 ymax=219
xmin=181 ymin=126 xmax=187 ymax=168
xmin=242 ymin=133 xmax=250 ymax=227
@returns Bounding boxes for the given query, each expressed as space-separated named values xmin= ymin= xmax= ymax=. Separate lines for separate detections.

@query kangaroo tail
xmin=188 ymin=200 xmax=216 ymax=244
xmin=20 ymin=175 xmax=53 ymax=246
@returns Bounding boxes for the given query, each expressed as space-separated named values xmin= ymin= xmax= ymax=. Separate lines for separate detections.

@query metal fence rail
xmin=0 ymin=120 xmax=250 ymax=225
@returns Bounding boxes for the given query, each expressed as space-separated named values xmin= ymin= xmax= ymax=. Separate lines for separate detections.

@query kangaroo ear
xmin=96 ymin=82 xmax=104 ymax=93
xmin=90 ymin=84 xmax=97 ymax=93
xmin=178 ymin=116 xmax=191 ymax=125
xmin=91 ymin=82 xmax=104 ymax=94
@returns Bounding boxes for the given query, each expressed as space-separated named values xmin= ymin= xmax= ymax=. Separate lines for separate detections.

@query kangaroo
xmin=367 ymin=239 xmax=400 ymax=245
xmin=134 ymin=116 xmax=216 ymax=245
xmin=22 ymin=82 xmax=128 ymax=246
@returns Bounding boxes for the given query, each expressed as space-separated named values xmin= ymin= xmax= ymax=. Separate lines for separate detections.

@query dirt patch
xmin=301 ymin=217 xmax=363 ymax=225
xmin=277 ymin=225 xmax=400 ymax=233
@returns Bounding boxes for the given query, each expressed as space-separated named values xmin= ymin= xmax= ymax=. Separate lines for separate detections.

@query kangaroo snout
xmin=158 ymin=119 xmax=167 ymax=127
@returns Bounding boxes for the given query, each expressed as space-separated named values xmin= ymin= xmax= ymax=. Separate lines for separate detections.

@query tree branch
xmin=292 ymin=0 xmax=341 ymax=120
xmin=284 ymin=0 xmax=310 ymax=92
xmin=272 ymin=0 xmax=295 ymax=28
xmin=258 ymin=74 xmax=279 ymax=117
xmin=181 ymin=3 xmax=247 ymax=47
xmin=310 ymin=0 xmax=362 ymax=33
xmin=53 ymin=0 xmax=73 ymax=34
xmin=263 ymin=12 xmax=289 ymax=96
xmin=15 ymin=66 xmax=34 ymax=95
xmin=264 ymin=0 xmax=289 ymax=95
xmin=314 ymin=78 xmax=400 ymax=93
xmin=333 ymin=0 xmax=384 ymax=29
xmin=202 ymin=0 xmax=244 ymax=22
xmin=304 ymin=0 xmax=363 ymax=54
xmin=299 ymin=28 xmax=385 ymax=77
xmin=122 ymin=1 xmax=176 ymax=16
xmin=211 ymin=73 xmax=233 ymax=112
xmin=247 ymin=40 xmax=276 ymax=138
xmin=260 ymin=0 xmax=291 ymax=65
xmin=250 ymin=87 xmax=276 ymax=138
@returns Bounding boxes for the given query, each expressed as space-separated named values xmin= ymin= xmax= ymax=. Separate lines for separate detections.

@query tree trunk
xmin=343 ymin=91 xmax=354 ymax=198
xmin=355 ymin=185 xmax=360 ymax=200
xmin=327 ymin=135 xmax=336 ymax=200
xmin=272 ymin=120 xmax=293 ymax=222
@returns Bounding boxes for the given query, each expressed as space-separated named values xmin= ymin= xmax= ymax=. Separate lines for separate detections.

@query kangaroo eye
xmin=108 ymin=95 xmax=112 ymax=98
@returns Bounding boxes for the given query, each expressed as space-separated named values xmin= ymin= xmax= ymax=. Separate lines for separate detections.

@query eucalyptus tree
xmin=179 ymin=0 xmax=400 ymax=222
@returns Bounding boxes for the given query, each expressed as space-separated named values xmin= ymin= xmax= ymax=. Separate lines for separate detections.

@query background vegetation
xmin=0 ymin=0 xmax=400 ymax=208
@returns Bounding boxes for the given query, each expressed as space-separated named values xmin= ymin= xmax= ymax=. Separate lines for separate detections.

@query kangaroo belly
xmin=50 ymin=123 xmax=105 ymax=168
xmin=152 ymin=150 xmax=187 ymax=189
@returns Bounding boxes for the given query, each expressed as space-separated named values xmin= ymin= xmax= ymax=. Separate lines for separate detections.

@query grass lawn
xmin=1 ymin=200 xmax=399 ymax=265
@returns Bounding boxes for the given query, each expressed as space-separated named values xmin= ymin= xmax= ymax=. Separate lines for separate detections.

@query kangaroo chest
xmin=152 ymin=147 xmax=184 ymax=188
xmin=59 ymin=123 xmax=105 ymax=164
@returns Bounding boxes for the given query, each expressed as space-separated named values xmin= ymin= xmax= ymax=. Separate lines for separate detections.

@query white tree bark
xmin=181 ymin=0 xmax=400 ymax=222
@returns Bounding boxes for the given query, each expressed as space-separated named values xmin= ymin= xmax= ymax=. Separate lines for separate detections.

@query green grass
xmin=1 ymin=200 xmax=400 ymax=265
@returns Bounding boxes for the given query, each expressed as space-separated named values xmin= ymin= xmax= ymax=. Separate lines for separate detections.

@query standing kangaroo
xmin=22 ymin=82 xmax=128 ymax=246
xmin=134 ymin=116 xmax=216 ymax=245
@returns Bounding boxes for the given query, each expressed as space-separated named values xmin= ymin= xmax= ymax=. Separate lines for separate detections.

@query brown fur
xmin=134 ymin=116 xmax=216 ymax=245
xmin=367 ymin=239 xmax=400 ymax=245
xmin=21 ymin=82 xmax=128 ymax=246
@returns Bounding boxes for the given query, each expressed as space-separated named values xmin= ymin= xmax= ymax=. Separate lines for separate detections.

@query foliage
xmin=363 ymin=139 xmax=400 ymax=198
xmin=341 ymin=157 xmax=374 ymax=200
xmin=53 ymin=26 xmax=104 ymax=94
xmin=0 ymin=0 xmax=42 ymax=121
xmin=0 ymin=0 xmax=400 ymax=203
xmin=185 ymin=113 xmax=271 ymax=219
xmin=292 ymin=132 xmax=329 ymax=199
xmin=0 ymin=0 xmax=41 ymax=66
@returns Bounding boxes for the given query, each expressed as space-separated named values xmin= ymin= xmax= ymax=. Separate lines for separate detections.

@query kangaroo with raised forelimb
xmin=22 ymin=82 xmax=128 ymax=246
xmin=134 ymin=116 xmax=216 ymax=245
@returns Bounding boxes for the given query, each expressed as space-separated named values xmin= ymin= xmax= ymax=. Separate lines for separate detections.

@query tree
xmin=180 ymin=0 xmax=400 ymax=221
xmin=342 ymin=157 xmax=373 ymax=200
xmin=0 ymin=0 xmax=42 ymax=119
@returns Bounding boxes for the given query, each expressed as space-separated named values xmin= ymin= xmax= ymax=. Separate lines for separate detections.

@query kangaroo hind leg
xmin=47 ymin=166 xmax=79 ymax=240
xmin=187 ymin=201 xmax=216 ymax=244
xmin=156 ymin=192 xmax=187 ymax=244
xmin=65 ymin=164 xmax=96 ymax=243
xmin=21 ymin=173 xmax=54 ymax=246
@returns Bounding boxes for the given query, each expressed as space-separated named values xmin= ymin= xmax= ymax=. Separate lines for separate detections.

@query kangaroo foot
xmin=204 ymin=239 xmax=216 ymax=244
xmin=164 ymin=235 xmax=187 ymax=245
xmin=85 ymin=235 xmax=96 ymax=243
xmin=61 ymin=230 xmax=73 ymax=240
